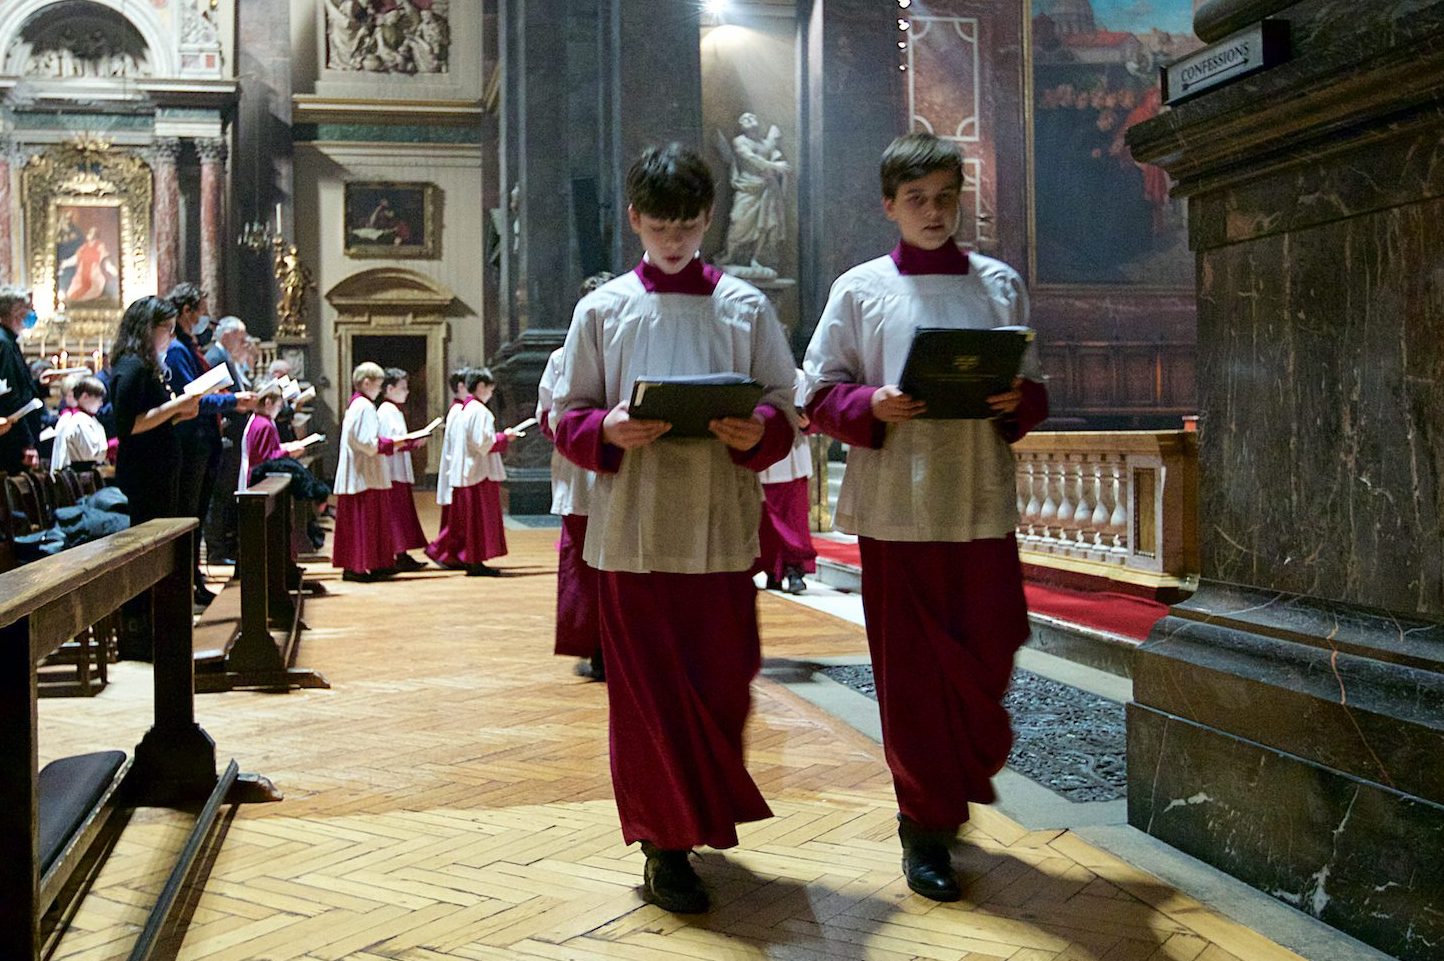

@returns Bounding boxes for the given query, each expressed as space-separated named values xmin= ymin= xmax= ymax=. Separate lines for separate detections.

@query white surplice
xmin=376 ymin=401 xmax=416 ymax=484
xmin=537 ymin=347 xmax=594 ymax=517
xmin=803 ymin=252 xmax=1044 ymax=543
xmin=50 ymin=411 xmax=107 ymax=473
xmin=553 ymin=271 xmax=797 ymax=574
xmin=333 ymin=395 xmax=392 ymax=496
xmin=434 ymin=401 xmax=465 ymax=506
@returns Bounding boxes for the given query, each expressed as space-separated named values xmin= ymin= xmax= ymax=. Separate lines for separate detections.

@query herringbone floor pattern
xmin=37 ymin=526 xmax=1303 ymax=961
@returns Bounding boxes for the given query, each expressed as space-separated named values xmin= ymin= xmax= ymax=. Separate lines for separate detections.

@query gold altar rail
xmin=1013 ymin=431 xmax=1199 ymax=592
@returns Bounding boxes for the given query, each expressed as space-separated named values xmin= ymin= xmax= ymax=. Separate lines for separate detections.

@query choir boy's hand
xmin=603 ymin=403 xmax=670 ymax=449
xmin=871 ymin=385 xmax=926 ymax=422
xmin=710 ymin=414 xmax=765 ymax=451
xmin=987 ymin=377 xmax=1024 ymax=415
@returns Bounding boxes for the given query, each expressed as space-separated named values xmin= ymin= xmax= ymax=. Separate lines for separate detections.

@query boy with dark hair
xmin=552 ymin=143 xmax=797 ymax=913
xmin=803 ymin=132 xmax=1049 ymax=902
xmin=427 ymin=366 xmax=473 ymax=567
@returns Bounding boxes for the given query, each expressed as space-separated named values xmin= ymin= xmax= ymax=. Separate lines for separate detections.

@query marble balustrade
xmin=1012 ymin=431 xmax=1199 ymax=590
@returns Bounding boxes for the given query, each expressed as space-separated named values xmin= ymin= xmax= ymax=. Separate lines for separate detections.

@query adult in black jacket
xmin=0 ymin=285 xmax=40 ymax=473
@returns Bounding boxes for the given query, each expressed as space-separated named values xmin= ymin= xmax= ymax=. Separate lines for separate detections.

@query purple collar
xmin=635 ymin=255 xmax=722 ymax=295
xmin=890 ymin=240 xmax=970 ymax=276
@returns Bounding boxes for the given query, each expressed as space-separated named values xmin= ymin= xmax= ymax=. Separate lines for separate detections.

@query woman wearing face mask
xmin=109 ymin=295 xmax=202 ymax=529
xmin=0 ymin=285 xmax=42 ymax=472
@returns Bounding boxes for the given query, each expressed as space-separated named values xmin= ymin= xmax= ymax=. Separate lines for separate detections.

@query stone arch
xmin=0 ymin=0 xmax=177 ymax=78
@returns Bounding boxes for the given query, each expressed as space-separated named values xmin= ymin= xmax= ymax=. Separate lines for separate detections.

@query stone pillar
xmin=0 ymin=139 xmax=13 ymax=286
xmin=1124 ymin=3 xmax=1444 ymax=959
xmin=196 ymin=138 xmax=227 ymax=310
xmin=796 ymin=0 xmax=905 ymax=351
xmin=151 ymin=138 xmax=182 ymax=295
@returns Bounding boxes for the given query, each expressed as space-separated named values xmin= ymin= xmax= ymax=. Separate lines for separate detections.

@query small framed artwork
xmin=344 ymin=181 xmax=439 ymax=259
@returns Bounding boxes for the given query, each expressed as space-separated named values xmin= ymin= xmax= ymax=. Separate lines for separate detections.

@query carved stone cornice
xmin=1194 ymin=0 xmax=1297 ymax=42
xmin=195 ymin=137 xmax=228 ymax=164
xmin=1127 ymin=2 xmax=1444 ymax=199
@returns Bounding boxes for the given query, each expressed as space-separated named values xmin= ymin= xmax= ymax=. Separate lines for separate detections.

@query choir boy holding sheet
xmin=376 ymin=367 xmax=429 ymax=571
xmin=551 ymin=144 xmax=797 ymax=914
xmin=333 ymin=361 xmax=415 ymax=582
xmin=803 ymin=132 xmax=1049 ymax=902
xmin=427 ymin=366 xmax=472 ymax=568
xmin=50 ymin=376 xmax=110 ymax=472
xmin=437 ymin=367 xmax=517 ymax=576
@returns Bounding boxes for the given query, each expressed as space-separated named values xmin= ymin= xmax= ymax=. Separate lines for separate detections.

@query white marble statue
xmin=324 ymin=0 xmax=451 ymax=75
xmin=715 ymin=113 xmax=791 ymax=281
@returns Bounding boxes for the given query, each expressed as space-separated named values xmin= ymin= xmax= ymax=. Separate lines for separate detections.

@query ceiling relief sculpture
xmin=324 ymin=0 xmax=451 ymax=75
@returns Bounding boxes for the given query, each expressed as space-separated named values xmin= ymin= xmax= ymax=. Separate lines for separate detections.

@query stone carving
xmin=324 ymin=0 xmax=452 ymax=75
xmin=16 ymin=25 xmax=150 ymax=79
xmin=714 ymin=113 xmax=791 ymax=281
xmin=181 ymin=1 xmax=221 ymax=47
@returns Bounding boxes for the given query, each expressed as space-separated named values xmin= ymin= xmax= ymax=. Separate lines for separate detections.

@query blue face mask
xmin=22 ymin=309 xmax=37 ymax=329
xmin=193 ymin=314 xmax=212 ymax=337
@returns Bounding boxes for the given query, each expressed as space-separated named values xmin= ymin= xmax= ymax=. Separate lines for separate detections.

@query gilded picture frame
xmin=343 ymin=181 xmax=439 ymax=259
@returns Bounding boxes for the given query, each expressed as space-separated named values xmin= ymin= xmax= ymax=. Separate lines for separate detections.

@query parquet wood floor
xmin=36 ymin=528 xmax=1303 ymax=961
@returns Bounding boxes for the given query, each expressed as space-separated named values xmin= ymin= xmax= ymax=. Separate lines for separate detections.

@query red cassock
xmin=446 ymin=479 xmax=508 ymax=563
xmin=332 ymin=488 xmax=397 ymax=573
xmin=554 ymin=508 xmax=599 ymax=658
xmin=757 ymin=477 xmax=817 ymax=581
xmin=386 ymin=482 xmax=428 ymax=552
xmin=808 ymin=372 xmax=1048 ymax=831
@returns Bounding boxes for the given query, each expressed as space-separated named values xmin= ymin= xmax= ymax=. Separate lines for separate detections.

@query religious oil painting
xmin=1030 ymin=0 xmax=1203 ymax=287
xmin=344 ymin=181 xmax=439 ymax=259
xmin=53 ymin=202 xmax=123 ymax=310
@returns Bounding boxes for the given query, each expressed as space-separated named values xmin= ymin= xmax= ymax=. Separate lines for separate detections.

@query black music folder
xmin=628 ymin=373 xmax=765 ymax=438
xmin=898 ymin=327 xmax=1033 ymax=419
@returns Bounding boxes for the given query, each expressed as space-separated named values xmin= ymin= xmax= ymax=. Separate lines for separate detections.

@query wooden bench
xmin=0 ymin=518 xmax=278 ymax=960
xmin=194 ymin=474 xmax=329 ymax=694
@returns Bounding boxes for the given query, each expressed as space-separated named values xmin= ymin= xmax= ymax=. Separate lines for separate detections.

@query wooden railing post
xmin=0 ymin=615 xmax=41 ymax=959
xmin=266 ymin=479 xmax=295 ymax=626
xmin=131 ymin=527 xmax=217 ymax=805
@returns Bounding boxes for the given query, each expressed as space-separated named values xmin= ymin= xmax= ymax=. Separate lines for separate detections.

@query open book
xmin=182 ymin=363 xmax=234 ymax=397
xmin=295 ymin=384 xmax=316 ymax=405
xmin=41 ymin=367 xmax=93 ymax=382
xmin=398 ymin=416 xmax=443 ymax=443
xmin=7 ymin=396 xmax=44 ymax=420
xmin=628 ymin=373 xmax=765 ymax=438
xmin=293 ymin=433 xmax=326 ymax=449
xmin=38 ymin=426 xmax=56 ymax=442
xmin=281 ymin=379 xmax=302 ymax=401
xmin=897 ymin=327 xmax=1033 ymax=419
xmin=509 ymin=416 xmax=538 ymax=436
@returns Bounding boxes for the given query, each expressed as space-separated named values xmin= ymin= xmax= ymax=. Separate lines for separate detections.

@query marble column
xmin=1124 ymin=3 xmax=1444 ymax=959
xmin=196 ymin=138 xmax=227 ymax=310
xmin=0 ymin=139 xmax=12 ymax=286
xmin=796 ymin=0 xmax=905 ymax=351
xmin=151 ymin=138 xmax=182 ymax=296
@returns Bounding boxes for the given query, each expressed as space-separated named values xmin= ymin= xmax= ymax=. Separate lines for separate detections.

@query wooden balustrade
xmin=1012 ymin=431 xmax=1198 ymax=592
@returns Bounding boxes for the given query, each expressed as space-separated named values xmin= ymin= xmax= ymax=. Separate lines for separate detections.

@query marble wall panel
xmin=1197 ymin=194 xmax=1444 ymax=615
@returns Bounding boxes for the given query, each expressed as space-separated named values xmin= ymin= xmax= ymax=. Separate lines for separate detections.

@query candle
xmin=274 ymin=202 xmax=283 ymax=235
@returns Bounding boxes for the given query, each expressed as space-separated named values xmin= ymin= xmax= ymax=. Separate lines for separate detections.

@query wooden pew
xmin=0 ymin=519 xmax=278 ymax=961
xmin=194 ymin=474 xmax=329 ymax=693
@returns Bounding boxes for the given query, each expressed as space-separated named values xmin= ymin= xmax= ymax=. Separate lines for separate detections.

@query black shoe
xmin=394 ymin=553 xmax=425 ymax=572
xmin=898 ymin=815 xmax=961 ymax=902
xmin=640 ymin=842 xmax=709 ymax=914
xmin=342 ymin=570 xmax=377 ymax=583
xmin=371 ymin=566 xmax=399 ymax=580
xmin=764 ymin=575 xmax=783 ymax=591
xmin=784 ymin=570 xmax=807 ymax=595
xmin=465 ymin=563 xmax=501 ymax=577
xmin=193 ymin=584 xmax=216 ymax=608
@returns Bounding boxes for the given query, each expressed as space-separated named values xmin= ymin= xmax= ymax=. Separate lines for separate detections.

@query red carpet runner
xmin=810 ymin=537 xmax=1168 ymax=642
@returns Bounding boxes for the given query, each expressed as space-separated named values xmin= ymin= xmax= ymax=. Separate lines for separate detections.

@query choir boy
xmin=333 ymin=361 xmax=411 ymax=582
xmin=439 ymin=367 xmax=516 ymax=577
xmin=238 ymin=383 xmax=308 ymax=489
xmin=803 ymin=132 xmax=1049 ymax=901
xmin=427 ymin=366 xmax=472 ymax=567
xmin=551 ymin=143 xmax=796 ymax=913
xmin=50 ymin=376 xmax=109 ymax=472
xmin=376 ymin=367 xmax=429 ymax=571
xmin=756 ymin=370 xmax=818 ymax=594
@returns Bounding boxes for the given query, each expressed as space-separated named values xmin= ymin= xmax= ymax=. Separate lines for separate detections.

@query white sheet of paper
xmin=398 ymin=416 xmax=443 ymax=442
xmin=282 ymin=381 xmax=302 ymax=401
xmin=295 ymin=433 xmax=326 ymax=449
xmin=511 ymin=417 xmax=538 ymax=434
xmin=39 ymin=426 xmax=56 ymax=441
xmin=0 ymin=378 xmax=9 ymax=398
xmin=295 ymin=385 xmax=316 ymax=405
xmin=182 ymin=363 xmax=234 ymax=396
xmin=12 ymin=397 xmax=43 ymax=419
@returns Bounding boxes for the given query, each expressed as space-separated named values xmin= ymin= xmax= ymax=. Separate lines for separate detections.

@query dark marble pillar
xmin=796 ymin=0 xmax=905 ymax=353
xmin=233 ymin=0 xmax=293 ymax=338
xmin=1125 ymin=4 xmax=1444 ymax=958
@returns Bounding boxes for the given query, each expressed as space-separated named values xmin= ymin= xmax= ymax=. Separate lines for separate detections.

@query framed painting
xmin=53 ymin=202 xmax=124 ymax=311
xmin=1027 ymin=0 xmax=1203 ymax=289
xmin=343 ymin=181 xmax=439 ymax=259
